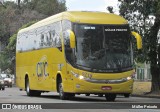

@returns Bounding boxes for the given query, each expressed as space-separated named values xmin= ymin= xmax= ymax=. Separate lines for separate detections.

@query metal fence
xmin=135 ymin=67 xmax=152 ymax=81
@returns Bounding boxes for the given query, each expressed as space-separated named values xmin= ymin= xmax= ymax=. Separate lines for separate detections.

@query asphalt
xmin=12 ymin=83 xmax=160 ymax=99
xmin=131 ymin=93 xmax=160 ymax=99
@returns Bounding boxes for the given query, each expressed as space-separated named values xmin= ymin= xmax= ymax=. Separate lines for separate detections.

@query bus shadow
xmin=21 ymin=94 xmax=135 ymax=102
xmin=39 ymin=95 xmax=107 ymax=102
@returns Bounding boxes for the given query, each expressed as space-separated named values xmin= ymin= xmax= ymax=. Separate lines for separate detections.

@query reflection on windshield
xmin=75 ymin=24 xmax=133 ymax=72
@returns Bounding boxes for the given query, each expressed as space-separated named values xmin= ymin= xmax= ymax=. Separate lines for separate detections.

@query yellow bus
xmin=16 ymin=11 xmax=142 ymax=101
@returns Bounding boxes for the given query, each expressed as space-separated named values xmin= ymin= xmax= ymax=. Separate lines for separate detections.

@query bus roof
xmin=18 ymin=11 xmax=128 ymax=34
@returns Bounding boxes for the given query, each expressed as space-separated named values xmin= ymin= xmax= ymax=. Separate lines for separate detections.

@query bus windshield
xmin=74 ymin=24 xmax=133 ymax=72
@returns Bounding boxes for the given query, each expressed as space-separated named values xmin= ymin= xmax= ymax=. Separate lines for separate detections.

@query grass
xmin=132 ymin=81 xmax=151 ymax=95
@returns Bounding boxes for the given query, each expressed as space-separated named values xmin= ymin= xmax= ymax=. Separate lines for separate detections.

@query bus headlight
xmin=127 ymin=76 xmax=132 ymax=80
xmin=79 ymin=75 xmax=84 ymax=80
xmin=126 ymin=72 xmax=135 ymax=81
xmin=71 ymin=71 xmax=85 ymax=80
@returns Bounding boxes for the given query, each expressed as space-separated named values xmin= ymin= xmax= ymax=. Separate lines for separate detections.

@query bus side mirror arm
xmin=131 ymin=31 xmax=142 ymax=49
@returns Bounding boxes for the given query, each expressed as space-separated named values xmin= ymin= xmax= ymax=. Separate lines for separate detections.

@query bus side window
xmin=48 ymin=31 xmax=53 ymax=46
xmin=62 ymin=20 xmax=72 ymax=31
xmin=62 ymin=20 xmax=75 ymax=65
xmin=56 ymin=35 xmax=62 ymax=50
xmin=17 ymin=35 xmax=22 ymax=52
xmin=54 ymin=22 xmax=62 ymax=51
xmin=63 ymin=31 xmax=70 ymax=47
xmin=40 ymin=34 xmax=44 ymax=47
xmin=51 ymin=30 xmax=56 ymax=47
xmin=62 ymin=20 xmax=72 ymax=48
xmin=44 ymin=34 xmax=49 ymax=47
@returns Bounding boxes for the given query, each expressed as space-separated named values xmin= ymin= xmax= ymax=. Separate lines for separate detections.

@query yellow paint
xmin=19 ymin=11 xmax=128 ymax=34
xmin=16 ymin=11 xmax=140 ymax=94
xmin=68 ymin=30 xmax=76 ymax=48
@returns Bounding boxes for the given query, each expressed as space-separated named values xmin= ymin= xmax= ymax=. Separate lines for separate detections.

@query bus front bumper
xmin=73 ymin=79 xmax=133 ymax=94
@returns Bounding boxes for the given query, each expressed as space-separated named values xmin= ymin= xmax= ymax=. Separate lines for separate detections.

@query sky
xmin=66 ymin=0 xmax=119 ymax=14
xmin=4 ymin=0 xmax=119 ymax=14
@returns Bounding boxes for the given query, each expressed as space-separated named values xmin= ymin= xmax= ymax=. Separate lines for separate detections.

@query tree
xmin=22 ymin=0 xmax=67 ymax=16
xmin=119 ymin=0 xmax=160 ymax=93
xmin=5 ymin=21 xmax=37 ymax=74
xmin=149 ymin=4 xmax=160 ymax=93
xmin=0 ymin=1 xmax=45 ymax=44
xmin=0 ymin=0 xmax=67 ymax=73
xmin=17 ymin=0 xmax=21 ymax=8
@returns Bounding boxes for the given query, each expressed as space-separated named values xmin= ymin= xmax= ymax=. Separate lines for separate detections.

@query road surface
xmin=0 ymin=87 xmax=160 ymax=112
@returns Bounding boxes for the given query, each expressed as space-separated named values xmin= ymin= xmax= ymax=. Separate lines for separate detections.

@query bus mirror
xmin=68 ymin=30 xmax=76 ymax=48
xmin=131 ymin=31 xmax=142 ymax=49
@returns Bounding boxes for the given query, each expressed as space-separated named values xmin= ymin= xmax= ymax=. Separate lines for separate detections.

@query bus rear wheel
xmin=0 ymin=87 xmax=5 ymax=90
xmin=25 ymin=77 xmax=41 ymax=96
xmin=105 ymin=93 xmax=116 ymax=101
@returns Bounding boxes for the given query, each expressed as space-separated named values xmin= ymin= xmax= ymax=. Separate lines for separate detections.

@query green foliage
xmin=7 ymin=34 xmax=16 ymax=52
xmin=119 ymin=0 xmax=157 ymax=63
xmin=119 ymin=0 xmax=160 ymax=93
xmin=0 ymin=52 xmax=10 ymax=71
xmin=7 ymin=21 xmax=37 ymax=52
xmin=0 ymin=0 xmax=67 ymax=73
xmin=0 ymin=2 xmax=15 ymax=42
xmin=22 ymin=0 xmax=67 ymax=16
xmin=4 ymin=21 xmax=37 ymax=74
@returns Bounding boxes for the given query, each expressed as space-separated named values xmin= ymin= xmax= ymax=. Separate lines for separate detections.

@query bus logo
xmin=36 ymin=56 xmax=48 ymax=81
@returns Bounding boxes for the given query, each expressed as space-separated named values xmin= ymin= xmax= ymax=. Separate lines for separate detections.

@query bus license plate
xmin=101 ymin=86 xmax=112 ymax=90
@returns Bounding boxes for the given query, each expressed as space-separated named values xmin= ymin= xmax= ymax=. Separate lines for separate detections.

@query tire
xmin=58 ymin=82 xmax=68 ymax=100
xmin=85 ymin=94 xmax=90 ymax=96
xmin=124 ymin=93 xmax=130 ymax=98
xmin=26 ymin=77 xmax=33 ymax=96
xmin=105 ymin=94 xmax=116 ymax=101
xmin=98 ymin=94 xmax=103 ymax=97
xmin=25 ymin=77 xmax=41 ymax=96
xmin=2 ymin=87 xmax=5 ymax=91
xmin=67 ymin=93 xmax=75 ymax=100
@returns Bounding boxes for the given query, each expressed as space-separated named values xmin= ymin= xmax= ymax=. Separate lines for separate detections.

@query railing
xmin=135 ymin=67 xmax=151 ymax=81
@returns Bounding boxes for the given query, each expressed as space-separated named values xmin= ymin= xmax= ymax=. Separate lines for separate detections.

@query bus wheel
xmin=58 ymin=82 xmax=68 ymax=100
xmin=105 ymin=94 xmax=116 ymax=101
xmin=85 ymin=94 xmax=90 ymax=96
xmin=124 ymin=93 xmax=130 ymax=98
xmin=25 ymin=77 xmax=41 ymax=96
xmin=2 ymin=87 xmax=5 ymax=91
xmin=26 ymin=78 xmax=33 ymax=96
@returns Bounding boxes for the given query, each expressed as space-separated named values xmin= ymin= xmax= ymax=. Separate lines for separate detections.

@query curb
xmin=131 ymin=94 xmax=160 ymax=99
